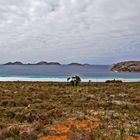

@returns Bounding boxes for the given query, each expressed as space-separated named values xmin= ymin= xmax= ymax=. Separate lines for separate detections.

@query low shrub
xmin=105 ymin=80 xmax=123 ymax=84
xmin=5 ymin=111 xmax=16 ymax=118
xmin=15 ymin=114 xmax=26 ymax=123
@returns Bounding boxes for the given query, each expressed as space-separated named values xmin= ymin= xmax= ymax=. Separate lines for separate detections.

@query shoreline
xmin=0 ymin=77 xmax=139 ymax=82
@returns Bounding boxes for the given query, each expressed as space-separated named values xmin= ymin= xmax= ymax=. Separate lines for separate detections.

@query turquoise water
xmin=0 ymin=65 xmax=140 ymax=81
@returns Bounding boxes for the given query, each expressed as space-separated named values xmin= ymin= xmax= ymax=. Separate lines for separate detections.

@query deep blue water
xmin=0 ymin=65 xmax=140 ymax=81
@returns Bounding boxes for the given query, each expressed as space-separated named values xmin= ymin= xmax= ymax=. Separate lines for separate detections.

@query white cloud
xmin=0 ymin=0 xmax=140 ymax=64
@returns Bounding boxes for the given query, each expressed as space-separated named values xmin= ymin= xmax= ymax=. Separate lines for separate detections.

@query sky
xmin=0 ymin=0 xmax=140 ymax=64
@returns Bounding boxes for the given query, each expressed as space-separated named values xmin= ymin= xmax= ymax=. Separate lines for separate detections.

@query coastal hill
xmin=111 ymin=61 xmax=140 ymax=72
xmin=68 ymin=63 xmax=90 ymax=66
xmin=36 ymin=61 xmax=61 ymax=66
xmin=4 ymin=61 xmax=24 ymax=65
xmin=68 ymin=63 xmax=83 ymax=66
xmin=3 ymin=61 xmax=61 ymax=66
xmin=3 ymin=61 xmax=90 ymax=66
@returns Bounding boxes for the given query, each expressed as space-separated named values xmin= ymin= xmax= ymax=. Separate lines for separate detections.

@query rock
xmin=110 ymin=95 xmax=115 ymax=98
xmin=111 ymin=61 xmax=140 ymax=72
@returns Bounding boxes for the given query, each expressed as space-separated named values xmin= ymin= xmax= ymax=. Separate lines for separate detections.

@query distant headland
xmin=3 ymin=61 xmax=140 ymax=72
xmin=111 ymin=61 xmax=140 ymax=72
xmin=3 ymin=61 xmax=91 ymax=66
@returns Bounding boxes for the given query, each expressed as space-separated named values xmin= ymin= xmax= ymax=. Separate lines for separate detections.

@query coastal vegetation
xmin=0 ymin=82 xmax=139 ymax=140
xmin=105 ymin=79 xmax=123 ymax=83
xmin=67 ymin=75 xmax=81 ymax=86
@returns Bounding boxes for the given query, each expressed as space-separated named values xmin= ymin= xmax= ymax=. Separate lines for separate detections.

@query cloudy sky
xmin=0 ymin=0 xmax=140 ymax=64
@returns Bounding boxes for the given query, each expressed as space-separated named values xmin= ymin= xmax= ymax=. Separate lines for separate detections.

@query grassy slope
xmin=0 ymin=82 xmax=140 ymax=140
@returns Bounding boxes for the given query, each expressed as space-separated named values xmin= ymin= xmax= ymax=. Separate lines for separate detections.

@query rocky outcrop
xmin=111 ymin=61 xmax=140 ymax=72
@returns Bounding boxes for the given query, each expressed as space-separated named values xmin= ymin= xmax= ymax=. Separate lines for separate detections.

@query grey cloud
xmin=0 ymin=0 xmax=140 ymax=64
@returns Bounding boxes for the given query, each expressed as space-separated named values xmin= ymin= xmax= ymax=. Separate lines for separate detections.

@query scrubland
xmin=0 ymin=82 xmax=140 ymax=140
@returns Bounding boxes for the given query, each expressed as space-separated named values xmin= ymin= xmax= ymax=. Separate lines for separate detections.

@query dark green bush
xmin=5 ymin=111 xmax=16 ymax=118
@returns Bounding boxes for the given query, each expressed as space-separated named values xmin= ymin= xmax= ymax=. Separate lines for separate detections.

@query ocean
xmin=0 ymin=65 xmax=140 ymax=82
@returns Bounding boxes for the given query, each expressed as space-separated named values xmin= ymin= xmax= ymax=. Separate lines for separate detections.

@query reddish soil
xmin=39 ymin=117 xmax=99 ymax=140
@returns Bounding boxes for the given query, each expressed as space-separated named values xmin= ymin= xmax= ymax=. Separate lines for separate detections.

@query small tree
xmin=74 ymin=75 xmax=81 ymax=86
xmin=67 ymin=77 xmax=71 ymax=85
xmin=67 ymin=75 xmax=81 ymax=86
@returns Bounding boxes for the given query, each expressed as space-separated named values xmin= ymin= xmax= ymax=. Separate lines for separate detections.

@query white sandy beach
xmin=0 ymin=77 xmax=139 ymax=82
